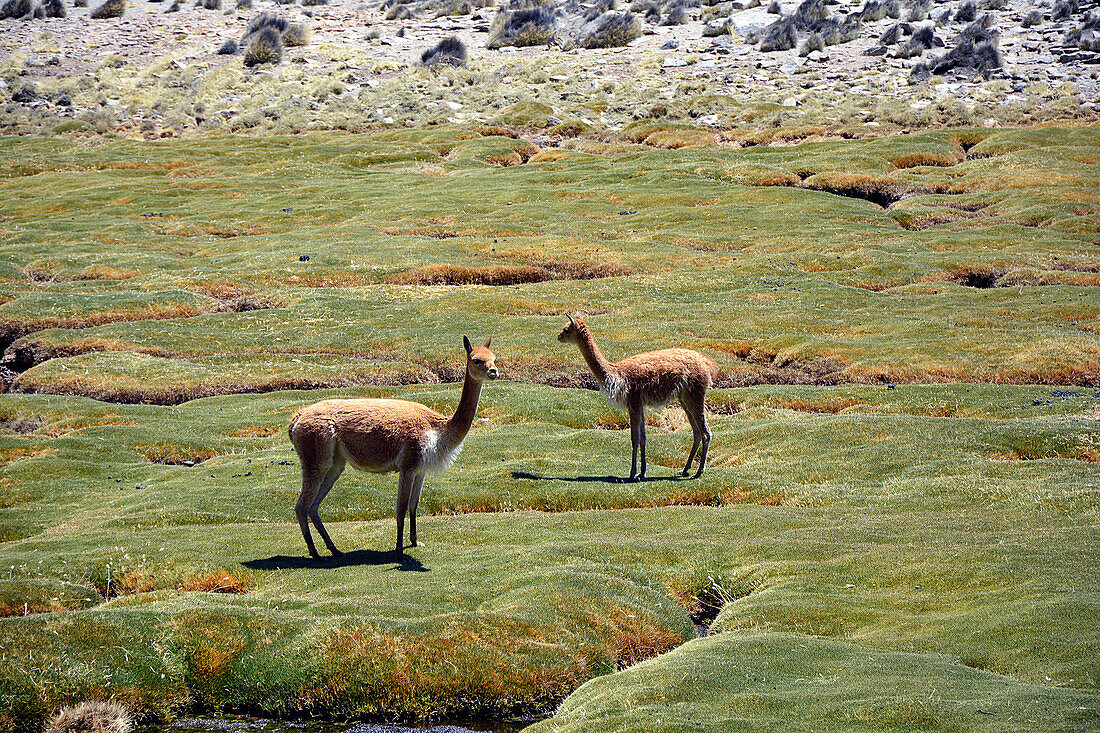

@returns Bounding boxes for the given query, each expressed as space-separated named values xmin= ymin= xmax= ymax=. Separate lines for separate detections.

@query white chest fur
xmin=420 ymin=429 xmax=464 ymax=475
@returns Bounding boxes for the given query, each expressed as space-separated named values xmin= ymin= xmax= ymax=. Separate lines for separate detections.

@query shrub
xmin=74 ymin=0 xmax=87 ymax=6
xmin=766 ymin=0 xmax=779 ymax=11
xmin=0 ymin=0 xmax=42 ymax=18
xmin=662 ymin=2 xmax=686 ymax=23
xmin=42 ymin=0 xmax=65 ymax=17
xmin=879 ymin=22 xmax=899 ymax=43
xmin=581 ymin=10 xmax=642 ymax=46
xmin=793 ymin=0 xmax=826 ymax=22
xmin=90 ymin=0 xmax=124 ymax=16
xmin=755 ymin=16 xmax=798 ymax=50
xmin=422 ymin=35 xmax=468 ymax=66
xmin=243 ymin=26 xmax=283 ymax=66
xmin=955 ymin=0 xmax=975 ymax=21
xmin=1051 ymin=0 xmax=1077 ymax=20
xmin=488 ymin=5 xmax=556 ymax=47
xmin=282 ymin=21 xmax=309 ymax=45
xmin=217 ymin=38 xmax=239 ymax=54
xmin=859 ymin=0 xmax=897 ymax=21
xmin=1021 ymin=9 xmax=1041 ymax=26
xmin=242 ymin=12 xmax=288 ymax=43
xmin=302 ymin=0 xmax=328 ymax=5
xmin=201 ymin=0 xmax=220 ymax=9
xmin=165 ymin=0 xmax=179 ymax=10
xmin=799 ymin=31 xmax=824 ymax=54
xmin=909 ymin=21 xmax=934 ymax=47
xmin=236 ymin=0 xmax=252 ymax=8
xmin=910 ymin=21 xmax=1000 ymax=80
xmin=905 ymin=0 xmax=929 ymax=20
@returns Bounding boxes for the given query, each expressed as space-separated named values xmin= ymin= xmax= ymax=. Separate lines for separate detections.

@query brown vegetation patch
xmin=802 ymin=172 xmax=936 ymax=207
xmin=17 ymin=368 xmax=438 ymax=405
xmin=228 ymin=425 xmax=281 ymax=438
xmin=991 ymin=448 xmax=1100 ymax=462
xmin=0 ymin=446 xmax=57 ymax=466
xmin=387 ymin=258 xmax=633 ymax=287
xmin=180 ymin=569 xmax=250 ymax=594
xmin=610 ymin=611 xmax=684 ymax=669
xmin=889 ymin=150 xmax=964 ymax=169
xmin=768 ymin=397 xmax=864 ymax=413
xmin=135 ymin=442 xmax=219 ymax=465
xmin=74 ymin=266 xmax=142 ymax=281
xmin=0 ymin=303 xmax=220 ymax=350
xmin=387 ymin=263 xmax=552 ymax=286
xmin=151 ymin=222 xmax=271 ymax=238
xmin=716 ymin=354 xmax=850 ymax=388
xmin=275 ymin=272 xmax=374 ymax=288
xmin=723 ymin=488 xmax=786 ymax=505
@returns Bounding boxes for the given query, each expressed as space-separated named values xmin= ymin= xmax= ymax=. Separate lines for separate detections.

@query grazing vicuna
xmin=288 ymin=336 xmax=498 ymax=558
xmin=557 ymin=313 xmax=717 ymax=480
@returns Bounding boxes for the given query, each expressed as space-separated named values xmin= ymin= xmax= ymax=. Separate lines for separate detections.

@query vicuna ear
xmin=566 ymin=313 xmax=576 ymax=327
xmin=484 ymin=336 xmax=493 ymax=348
xmin=463 ymin=335 xmax=472 ymax=354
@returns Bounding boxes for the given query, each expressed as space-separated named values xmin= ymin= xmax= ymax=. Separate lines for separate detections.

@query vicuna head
xmin=556 ymin=313 xmax=586 ymax=344
xmin=464 ymin=335 xmax=499 ymax=381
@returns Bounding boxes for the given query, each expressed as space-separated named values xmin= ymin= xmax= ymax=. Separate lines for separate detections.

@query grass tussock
xmin=46 ymin=701 xmax=133 ymax=733
xmin=180 ymin=569 xmax=250 ymax=594
xmin=802 ymin=171 xmax=925 ymax=207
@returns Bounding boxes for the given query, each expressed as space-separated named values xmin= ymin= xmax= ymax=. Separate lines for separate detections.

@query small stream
xmin=140 ymin=716 xmax=535 ymax=733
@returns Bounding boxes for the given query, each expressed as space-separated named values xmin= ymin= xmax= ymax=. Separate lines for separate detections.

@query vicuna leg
xmin=680 ymin=394 xmax=703 ymax=477
xmin=628 ymin=404 xmax=647 ymax=481
xmin=408 ymin=474 xmax=426 ymax=548
xmin=309 ymin=452 xmax=346 ymax=556
xmin=395 ymin=470 xmax=416 ymax=554
xmin=682 ymin=389 xmax=711 ymax=478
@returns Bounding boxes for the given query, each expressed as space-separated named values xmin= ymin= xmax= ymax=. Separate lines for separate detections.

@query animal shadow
xmin=243 ymin=548 xmax=428 ymax=572
xmin=511 ymin=470 xmax=686 ymax=484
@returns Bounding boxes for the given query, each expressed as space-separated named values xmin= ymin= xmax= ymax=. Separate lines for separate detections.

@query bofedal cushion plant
xmin=0 ymin=126 xmax=1096 ymax=730
xmin=0 ymin=381 xmax=1098 ymax=728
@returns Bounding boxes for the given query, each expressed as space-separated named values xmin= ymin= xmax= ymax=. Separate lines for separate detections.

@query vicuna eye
xmin=472 ymin=358 xmax=484 ymax=364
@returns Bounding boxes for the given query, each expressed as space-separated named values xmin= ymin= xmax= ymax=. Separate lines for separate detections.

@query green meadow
xmin=0 ymin=126 xmax=1097 ymax=731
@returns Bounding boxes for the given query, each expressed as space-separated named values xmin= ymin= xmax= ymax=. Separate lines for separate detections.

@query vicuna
xmin=288 ymin=336 xmax=498 ymax=557
xmin=558 ymin=313 xmax=717 ymax=480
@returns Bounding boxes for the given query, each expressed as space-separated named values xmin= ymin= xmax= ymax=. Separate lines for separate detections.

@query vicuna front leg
xmin=395 ymin=470 xmax=416 ymax=554
xmin=408 ymin=474 xmax=425 ymax=548
xmin=628 ymin=405 xmax=646 ymax=481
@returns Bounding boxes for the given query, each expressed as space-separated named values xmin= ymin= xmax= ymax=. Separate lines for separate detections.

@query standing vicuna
xmin=557 ymin=314 xmax=718 ymax=481
xmin=288 ymin=336 xmax=498 ymax=558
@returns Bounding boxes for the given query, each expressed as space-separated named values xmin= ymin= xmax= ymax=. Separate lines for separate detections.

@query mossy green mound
xmin=529 ymin=633 xmax=1100 ymax=732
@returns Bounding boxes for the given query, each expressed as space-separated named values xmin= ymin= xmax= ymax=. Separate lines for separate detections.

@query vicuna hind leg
xmin=679 ymin=394 xmax=703 ymax=477
xmin=680 ymin=390 xmax=711 ymax=478
xmin=628 ymin=404 xmax=647 ymax=481
xmin=308 ymin=452 xmax=346 ymax=557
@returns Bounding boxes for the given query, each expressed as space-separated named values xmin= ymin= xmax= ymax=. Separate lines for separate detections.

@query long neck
xmin=575 ymin=328 xmax=615 ymax=386
xmin=443 ymin=370 xmax=483 ymax=444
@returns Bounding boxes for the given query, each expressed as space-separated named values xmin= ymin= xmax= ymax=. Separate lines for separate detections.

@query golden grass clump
xmin=46 ymin=700 xmax=132 ymax=733
xmin=180 ymin=569 xmax=250 ymax=594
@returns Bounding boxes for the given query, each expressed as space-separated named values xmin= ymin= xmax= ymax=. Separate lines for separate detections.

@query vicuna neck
xmin=574 ymin=328 xmax=615 ymax=386
xmin=443 ymin=370 xmax=484 ymax=445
